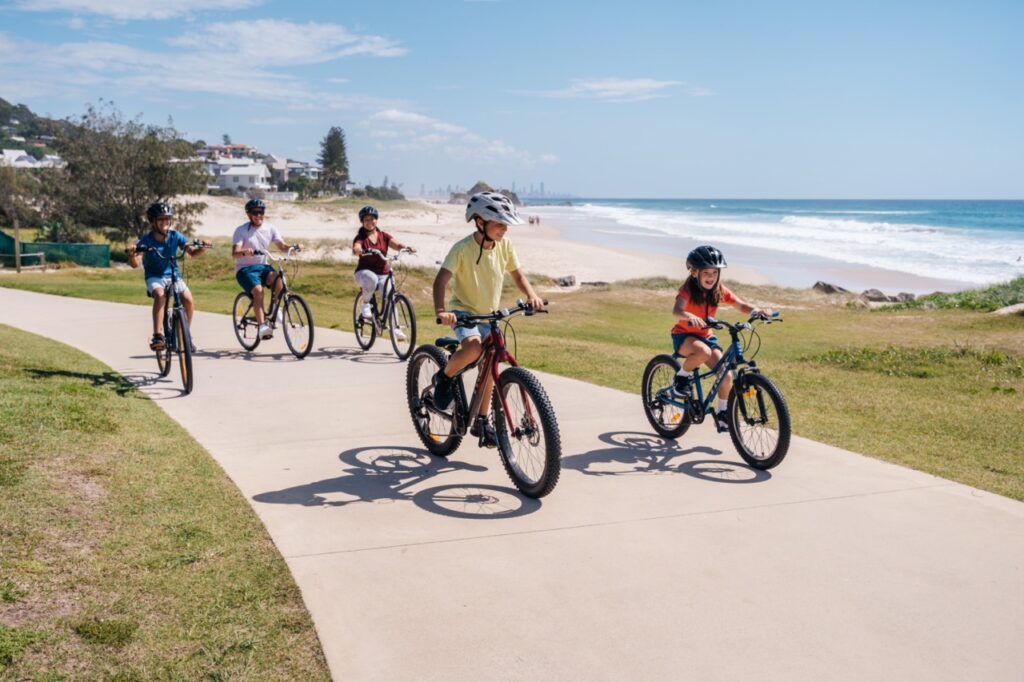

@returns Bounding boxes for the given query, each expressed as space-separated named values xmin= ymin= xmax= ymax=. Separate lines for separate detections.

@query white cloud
xmin=365 ymin=108 xmax=557 ymax=166
xmin=540 ymin=77 xmax=686 ymax=102
xmin=0 ymin=31 xmax=398 ymax=111
xmin=170 ymin=20 xmax=406 ymax=66
xmin=13 ymin=0 xmax=262 ymax=20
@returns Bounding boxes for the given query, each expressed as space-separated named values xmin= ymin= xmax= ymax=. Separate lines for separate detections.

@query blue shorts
xmin=236 ymin=264 xmax=275 ymax=294
xmin=454 ymin=322 xmax=492 ymax=344
xmin=672 ymin=332 xmax=721 ymax=356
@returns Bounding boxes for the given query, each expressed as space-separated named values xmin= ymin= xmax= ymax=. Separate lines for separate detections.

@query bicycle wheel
xmin=173 ymin=310 xmax=194 ymax=395
xmin=406 ymin=345 xmax=461 ymax=457
xmin=282 ymin=294 xmax=314 ymax=359
xmin=728 ymin=372 xmax=791 ymax=469
xmin=641 ymin=354 xmax=691 ymax=439
xmin=388 ymin=293 xmax=416 ymax=361
xmin=232 ymin=292 xmax=261 ymax=351
xmin=492 ymin=367 xmax=562 ymax=498
xmin=353 ymin=293 xmax=376 ymax=350
xmin=156 ymin=337 xmax=171 ymax=377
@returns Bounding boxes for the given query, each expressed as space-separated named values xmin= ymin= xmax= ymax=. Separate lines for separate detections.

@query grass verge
xmin=2 ymin=258 xmax=1023 ymax=502
xmin=0 ymin=324 xmax=329 ymax=679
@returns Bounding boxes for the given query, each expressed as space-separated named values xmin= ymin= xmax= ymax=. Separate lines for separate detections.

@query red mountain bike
xmin=406 ymin=300 xmax=562 ymax=498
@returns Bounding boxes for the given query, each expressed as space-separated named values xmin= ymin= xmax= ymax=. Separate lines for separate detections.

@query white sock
xmin=717 ymin=398 xmax=728 ymax=413
xmin=676 ymin=368 xmax=692 ymax=379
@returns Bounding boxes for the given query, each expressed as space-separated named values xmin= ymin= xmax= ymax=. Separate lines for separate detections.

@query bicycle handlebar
xmin=127 ymin=240 xmax=209 ymax=257
xmin=363 ymin=247 xmax=413 ymax=261
xmin=702 ymin=311 xmax=782 ymax=333
xmin=437 ymin=299 xmax=549 ymax=326
xmin=251 ymin=245 xmax=302 ymax=260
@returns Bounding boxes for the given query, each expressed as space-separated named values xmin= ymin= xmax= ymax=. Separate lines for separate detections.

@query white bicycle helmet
xmin=465 ymin=191 xmax=525 ymax=225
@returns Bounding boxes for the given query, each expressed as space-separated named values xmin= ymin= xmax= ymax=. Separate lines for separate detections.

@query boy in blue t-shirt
xmin=127 ymin=202 xmax=210 ymax=350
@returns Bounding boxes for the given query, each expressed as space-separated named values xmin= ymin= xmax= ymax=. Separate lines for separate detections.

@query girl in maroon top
xmin=352 ymin=205 xmax=415 ymax=320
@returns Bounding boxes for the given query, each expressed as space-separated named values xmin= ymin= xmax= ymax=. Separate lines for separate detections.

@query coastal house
xmin=0 ymin=148 xmax=62 ymax=168
xmin=263 ymin=153 xmax=289 ymax=188
xmin=213 ymin=163 xmax=273 ymax=192
xmin=286 ymin=161 xmax=321 ymax=181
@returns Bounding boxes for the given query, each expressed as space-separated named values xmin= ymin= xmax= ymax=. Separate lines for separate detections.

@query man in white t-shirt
xmin=231 ymin=198 xmax=302 ymax=339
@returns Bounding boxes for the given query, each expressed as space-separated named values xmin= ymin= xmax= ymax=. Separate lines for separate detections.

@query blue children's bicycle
xmin=641 ymin=312 xmax=791 ymax=469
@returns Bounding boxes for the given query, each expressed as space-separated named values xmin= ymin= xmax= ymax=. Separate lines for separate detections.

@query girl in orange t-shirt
xmin=671 ymin=246 xmax=771 ymax=431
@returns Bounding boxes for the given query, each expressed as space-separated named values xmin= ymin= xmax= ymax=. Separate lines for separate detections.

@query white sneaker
xmin=393 ymin=328 xmax=406 ymax=341
xmin=259 ymin=323 xmax=274 ymax=339
xmin=361 ymin=303 xmax=373 ymax=319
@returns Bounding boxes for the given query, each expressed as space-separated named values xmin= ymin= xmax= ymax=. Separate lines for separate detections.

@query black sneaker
xmin=471 ymin=415 xmax=498 ymax=449
xmin=670 ymin=374 xmax=691 ymax=399
xmin=712 ymin=410 xmax=731 ymax=433
xmin=150 ymin=333 xmax=165 ymax=351
xmin=432 ymin=371 xmax=455 ymax=411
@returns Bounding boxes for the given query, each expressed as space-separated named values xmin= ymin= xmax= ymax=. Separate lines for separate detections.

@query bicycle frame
xmin=660 ymin=331 xmax=757 ymax=418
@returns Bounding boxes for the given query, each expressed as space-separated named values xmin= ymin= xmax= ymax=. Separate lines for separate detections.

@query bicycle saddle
xmin=435 ymin=337 xmax=459 ymax=352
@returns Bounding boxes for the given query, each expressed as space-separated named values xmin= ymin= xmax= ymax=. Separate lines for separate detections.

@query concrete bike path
xmin=2 ymin=286 xmax=1022 ymax=681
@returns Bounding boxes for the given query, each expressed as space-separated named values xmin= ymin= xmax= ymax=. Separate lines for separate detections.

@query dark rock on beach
xmin=813 ymin=281 xmax=851 ymax=295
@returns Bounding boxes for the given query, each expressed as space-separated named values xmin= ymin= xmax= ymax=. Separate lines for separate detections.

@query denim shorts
xmin=672 ymin=332 xmax=721 ymax=356
xmin=236 ymin=264 xmax=275 ymax=294
xmin=145 ymin=276 xmax=188 ymax=297
xmin=454 ymin=322 xmax=492 ymax=344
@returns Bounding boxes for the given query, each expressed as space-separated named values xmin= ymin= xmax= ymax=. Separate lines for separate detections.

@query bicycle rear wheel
xmin=156 ymin=312 xmax=172 ymax=376
xmin=232 ymin=292 xmax=261 ymax=351
xmin=388 ymin=293 xmax=416 ymax=361
xmin=283 ymin=294 xmax=314 ymax=359
xmin=728 ymin=373 xmax=791 ymax=469
xmin=173 ymin=310 xmax=194 ymax=395
xmin=641 ymin=354 xmax=691 ymax=439
xmin=406 ymin=345 xmax=461 ymax=457
xmin=353 ymin=293 xmax=376 ymax=350
xmin=492 ymin=367 xmax=562 ymax=498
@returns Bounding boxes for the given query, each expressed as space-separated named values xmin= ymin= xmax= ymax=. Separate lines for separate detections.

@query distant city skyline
xmin=1 ymin=1 xmax=1021 ymax=199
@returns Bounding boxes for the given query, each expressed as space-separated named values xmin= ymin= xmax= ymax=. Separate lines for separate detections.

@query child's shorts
xmin=454 ymin=322 xmax=492 ymax=344
xmin=672 ymin=332 xmax=721 ymax=356
xmin=146 ymin=276 xmax=188 ymax=297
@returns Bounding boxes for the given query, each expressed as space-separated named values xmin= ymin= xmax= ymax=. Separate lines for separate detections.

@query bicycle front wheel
xmin=728 ymin=373 xmax=791 ymax=469
xmin=641 ymin=354 xmax=691 ymax=439
xmin=388 ymin=293 xmax=416 ymax=361
xmin=283 ymin=294 xmax=314 ymax=359
xmin=493 ymin=367 xmax=562 ymax=498
xmin=173 ymin=310 xmax=194 ymax=395
xmin=353 ymin=294 xmax=376 ymax=350
xmin=406 ymin=345 xmax=461 ymax=457
xmin=232 ymin=292 xmax=261 ymax=351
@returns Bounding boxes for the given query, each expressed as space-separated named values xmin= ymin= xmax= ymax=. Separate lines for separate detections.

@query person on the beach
xmin=352 ymin=205 xmax=416 ymax=339
xmin=671 ymin=245 xmax=772 ymax=431
xmin=432 ymin=191 xmax=544 ymax=447
xmin=127 ymin=201 xmax=210 ymax=351
xmin=231 ymin=198 xmax=303 ymax=340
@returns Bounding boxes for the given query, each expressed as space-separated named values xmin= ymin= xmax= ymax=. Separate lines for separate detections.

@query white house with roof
xmin=213 ymin=163 xmax=272 ymax=192
xmin=1 ymin=148 xmax=62 ymax=168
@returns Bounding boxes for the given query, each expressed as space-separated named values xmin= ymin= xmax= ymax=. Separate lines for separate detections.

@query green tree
xmin=318 ymin=126 xmax=349 ymax=194
xmin=51 ymin=101 xmax=208 ymax=242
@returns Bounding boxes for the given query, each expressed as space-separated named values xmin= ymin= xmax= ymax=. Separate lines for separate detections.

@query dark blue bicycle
xmin=132 ymin=241 xmax=205 ymax=394
xmin=641 ymin=312 xmax=791 ymax=469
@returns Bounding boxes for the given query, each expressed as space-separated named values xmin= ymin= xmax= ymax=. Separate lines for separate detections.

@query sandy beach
xmin=192 ymin=196 xmax=969 ymax=294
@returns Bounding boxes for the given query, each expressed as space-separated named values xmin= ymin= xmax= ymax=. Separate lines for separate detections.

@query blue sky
xmin=1 ymin=0 xmax=1021 ymax=198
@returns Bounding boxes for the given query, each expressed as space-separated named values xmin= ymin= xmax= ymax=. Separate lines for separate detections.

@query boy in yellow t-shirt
xmin=432 ymin=191 xmax=544 ymax=447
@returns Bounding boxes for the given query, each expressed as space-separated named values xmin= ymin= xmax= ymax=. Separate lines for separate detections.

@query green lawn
xmin=0 ymin=325 xmax=329 ymax=679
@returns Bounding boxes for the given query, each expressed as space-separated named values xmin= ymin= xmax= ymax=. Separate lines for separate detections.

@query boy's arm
xmin=433 ymin=268 xmax=455 ymax=325
xmin=510 ymin=269 xmax=543 ymax=310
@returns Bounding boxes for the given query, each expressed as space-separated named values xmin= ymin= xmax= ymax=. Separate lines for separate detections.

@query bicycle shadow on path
xmin=252 ymin=445 xmax=542 ymax=519
xmin=562 ymin=431 xmax=771 ymax=485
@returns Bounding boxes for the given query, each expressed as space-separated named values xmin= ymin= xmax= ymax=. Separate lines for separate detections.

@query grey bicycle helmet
xmin=245 ymin=198 xmax=266 ymax=213
xmin=146 ymin=201 xmax=174 ymax=221
xmin=686 ymin=245 xmax=728 ymax=270
xmin=465 ymin=191 xmax=524 ymax=226
xmin=359 ymin=205 xmax=379 ymax=221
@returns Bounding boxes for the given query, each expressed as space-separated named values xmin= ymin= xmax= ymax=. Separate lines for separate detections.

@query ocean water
xmin=532 ymin=199 xmax=1024 ymax=289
